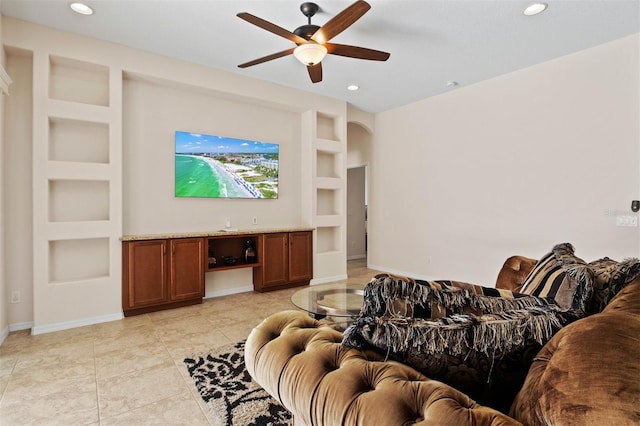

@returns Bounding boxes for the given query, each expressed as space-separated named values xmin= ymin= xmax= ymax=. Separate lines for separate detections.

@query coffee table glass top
xmin=290 ymin=282 xmax=366 ymax=319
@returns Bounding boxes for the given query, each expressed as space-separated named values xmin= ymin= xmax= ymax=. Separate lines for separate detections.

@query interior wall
xmin=370 ymin=34 xmax=640 ymax=286
xmin=347 ymin=122 xmax=372 ymax=168
xmin=122 ymin=78 xmax=301 ymax=235
xmin=3 ymin=50 xmax=32 ymax=327
xmin=0 ymin=12 xmax=6 ymax=339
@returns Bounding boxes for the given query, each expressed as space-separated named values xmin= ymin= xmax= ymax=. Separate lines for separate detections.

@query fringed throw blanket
xmin=342 ymin=273 xmax=584 ymax=412
xmin=344 ymin=273 xmax=581 ymax=357
xmin=588 ymin=256 xmax=640 ymax=314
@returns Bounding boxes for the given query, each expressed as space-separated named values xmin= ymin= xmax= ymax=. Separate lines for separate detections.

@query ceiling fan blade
xmin=237 ymin=12 xmax=308 ymax=44
xmin=238 ymin=48 xmax=295 ymax=68
xmin=325 ymin=43 xmax=390 ymax=61
xmin=307 ymin=63 xmax=323 ymax=83
xmin=311 ymin=0 xmax=371 ymax=44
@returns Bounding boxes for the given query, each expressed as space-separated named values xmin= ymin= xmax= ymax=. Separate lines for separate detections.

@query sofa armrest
xmin=495 ymin=256 xmax=538 ymax=291
xmin=510 ymin=280 xmax=640 ymax=425
xmin=246 ymin=310 xmax=521 ymax=426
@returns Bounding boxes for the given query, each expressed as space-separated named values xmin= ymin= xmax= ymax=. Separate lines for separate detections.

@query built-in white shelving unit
xmin=302 ymin=110 xmax=347 ymax=282
xmin=31 ymin=53 xmax=122 ymax=333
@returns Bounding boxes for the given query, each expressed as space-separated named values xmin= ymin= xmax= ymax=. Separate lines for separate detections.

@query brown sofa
xmin=245 ymin=252 xmax=640 ymax=425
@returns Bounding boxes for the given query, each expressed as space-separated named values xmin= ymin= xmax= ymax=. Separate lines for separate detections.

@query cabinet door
xmin=261 ymin=233 xmax=288 ymax=288
xmin=123 ymin=240 xmax=168 ymax=309
xmin=288 ymin=231 xmax=313 ymax=283
xmin=170 ymin=238 xmax=205 ymax=301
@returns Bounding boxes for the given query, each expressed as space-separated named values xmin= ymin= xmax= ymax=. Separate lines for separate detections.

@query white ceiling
xmin=2 ymin=0 xmax=639 ymax=113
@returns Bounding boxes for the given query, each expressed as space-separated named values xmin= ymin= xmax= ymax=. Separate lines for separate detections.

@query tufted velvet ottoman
xmin=245 ymin=310 xmax=520 ymax=426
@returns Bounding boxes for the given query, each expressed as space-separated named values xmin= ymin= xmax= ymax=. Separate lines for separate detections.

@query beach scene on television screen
xmin=175 ymin=131 xmax=279 ymax=199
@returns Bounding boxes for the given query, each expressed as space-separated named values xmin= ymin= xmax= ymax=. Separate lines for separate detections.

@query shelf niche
xmin=49 ymin=117 xmax=109 ymax=164
xmin=49 ymin=237 xmax=110 ymax=283
xmin=49 ymin=179 xmax=110 ymax=222
xmin=207 ymin=235 xmax=259 ymax=271
xmin=316 ymin=150 xmax=341 ymax=179
xmin=49 ymin=55 xmax=109 ymax=106
xmin=317 ymin=188 xmax=340 ymax=216
xmin=316 ymin=112 xmax=339 ymax=142
xmin=316 ymin=226 xmax=340 ymax=253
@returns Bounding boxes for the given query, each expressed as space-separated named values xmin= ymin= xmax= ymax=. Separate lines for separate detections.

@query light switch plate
xmin=616 ymin=214 xmax=639 ymax=227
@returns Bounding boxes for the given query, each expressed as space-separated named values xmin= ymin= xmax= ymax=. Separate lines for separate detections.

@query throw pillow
xmin=587 ymin=257 xmax=640 ymax=314
xmin=519 ymin=243 xmax=594 ymax=312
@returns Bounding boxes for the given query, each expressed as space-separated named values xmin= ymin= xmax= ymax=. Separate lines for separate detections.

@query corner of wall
xmin=0 ymin=12 xmax=9 ymax=339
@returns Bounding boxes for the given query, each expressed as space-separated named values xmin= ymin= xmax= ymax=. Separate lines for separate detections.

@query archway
xmin=346 ymin=121 xmax=373 ymax=264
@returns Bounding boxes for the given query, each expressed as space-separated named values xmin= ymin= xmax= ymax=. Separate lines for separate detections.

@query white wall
xmin=370 ymin=34 xmax=640 ymax=286
xmin=346 ymin=122 xmax=372 ymax=169
xmin=0 ymin=11 xmax=6 ymax=341
xmin=123 ymin=78 xmax=302 ymax=235
xmin=3 ymin=50 xmax=32 ymax=328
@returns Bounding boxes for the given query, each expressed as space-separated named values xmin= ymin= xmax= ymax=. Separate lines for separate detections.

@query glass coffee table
xmin=290 ymin=282 xmax=366 ymax=328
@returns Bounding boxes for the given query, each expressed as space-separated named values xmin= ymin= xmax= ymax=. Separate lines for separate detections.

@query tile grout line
xmin=92 ymin=331 xmax=103 ymax=426
xmin=161 ymin=310 xmax=219 ymax=426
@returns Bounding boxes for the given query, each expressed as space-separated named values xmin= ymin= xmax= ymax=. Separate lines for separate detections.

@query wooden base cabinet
xmin=253 ymin=231 xmax=313 ymax=292
xmin=123 ymin=237 xmax=205 ymax=316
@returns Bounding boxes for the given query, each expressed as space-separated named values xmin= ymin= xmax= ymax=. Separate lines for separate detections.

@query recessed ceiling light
xmin=347 ymin=84 xmax=359 ymax=91
xmin=523 ymin=3 xmax=547 ymax=16
xmin=446 ymin=81 xmax=458 ymax=87
xmin=70 ymin=2 xmax=94 ymax=15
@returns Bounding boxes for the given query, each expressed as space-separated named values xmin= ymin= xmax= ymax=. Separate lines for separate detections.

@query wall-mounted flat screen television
xmin=175 ymin=131 xmax=279 ymax=199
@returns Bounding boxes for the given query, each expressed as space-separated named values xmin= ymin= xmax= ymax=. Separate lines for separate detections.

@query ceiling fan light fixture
xmin=293 ymin=43 xmax=327 ymax=66
xmin=523 ymin=3 xmax=547 ymax=16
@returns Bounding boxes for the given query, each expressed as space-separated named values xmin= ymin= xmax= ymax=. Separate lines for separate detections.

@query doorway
xmin=347 ymin=166 xmax=367 ymax=261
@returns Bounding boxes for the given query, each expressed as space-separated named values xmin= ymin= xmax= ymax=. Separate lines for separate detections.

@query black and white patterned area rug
xmin=184 ymin=340 xmax=292 ymax=426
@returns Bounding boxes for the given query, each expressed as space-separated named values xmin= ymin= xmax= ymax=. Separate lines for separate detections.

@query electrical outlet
xmin=252 ymin=216 xmax=258 ymax=225
xmin=10 ymin=291 xmax=20 ymax=304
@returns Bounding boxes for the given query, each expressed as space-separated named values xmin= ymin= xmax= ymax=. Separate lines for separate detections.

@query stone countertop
xmin=121 ymin=227 xmax=314 ymax=241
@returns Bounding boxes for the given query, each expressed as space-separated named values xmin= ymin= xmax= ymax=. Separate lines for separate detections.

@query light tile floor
xmin=0 ymin=259 xmax=379 ymax=425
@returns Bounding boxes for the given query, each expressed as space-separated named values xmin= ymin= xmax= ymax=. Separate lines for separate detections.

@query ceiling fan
xmin=237 ymin=0 xmax=390 ymax=83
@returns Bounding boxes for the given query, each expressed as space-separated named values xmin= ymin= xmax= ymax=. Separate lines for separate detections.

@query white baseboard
xmin=9 ymin=321 xmax=33 ymax=332
xmin=31 ymin=312 xmax=124 ymax=335
xmin=205 ymin=285 xmax=254 ymax=299
xmin=310 ymin=274 xmax=348 ymax=285
xmin=347 ymin=254 xmax=366 ymax=261
xmin=0 ymin=326 xmax=8 ymax=346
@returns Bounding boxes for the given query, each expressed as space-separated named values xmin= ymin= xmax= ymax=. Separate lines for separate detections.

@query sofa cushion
xmin=519 ymin=243 xmax=594 ymax=312
xmin=510 ymin=278 xmax=640 ymax=425
xmin=587 ymin=257 xmax=640 ymax=314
